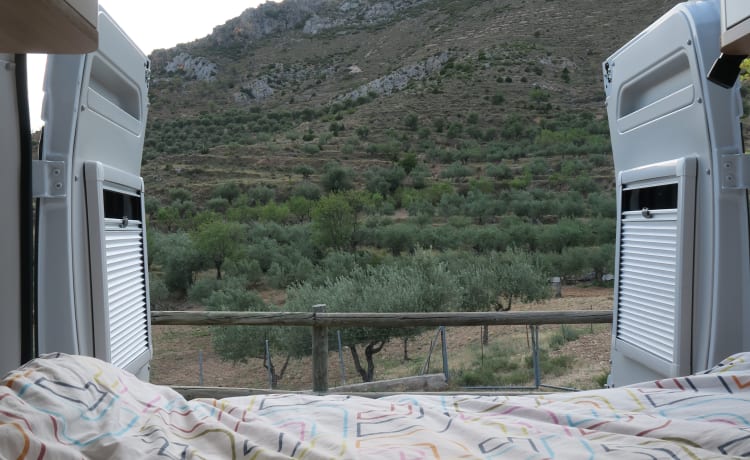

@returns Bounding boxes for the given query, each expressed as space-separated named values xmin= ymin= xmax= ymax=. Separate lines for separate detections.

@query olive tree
xmin=283 ymin=251 xmax=463 ymax=382
xmin=206 ymin=282 xmax=290 ymax=387
xmin=495 ymin=247 xmax=550 ymax=311
xmin=447 ymin=248 xmax=550 ymax=344
xmin=311 ymin=193 xmax=357 ymax=250
xmin=149 ymin=231 xmax=203 ymax=296
xmin=192 ymin=219 xmax=247 ymax=280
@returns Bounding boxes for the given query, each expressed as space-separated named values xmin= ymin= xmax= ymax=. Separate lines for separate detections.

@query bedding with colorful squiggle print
xmin=2 ymin=352 xmax=750 ymax=458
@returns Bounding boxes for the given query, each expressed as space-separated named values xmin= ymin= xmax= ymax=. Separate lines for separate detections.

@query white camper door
xmin=36 ymin=8 xmax=151 ymax=379
xmin=604 ymin=0 xmax=749 ymax=385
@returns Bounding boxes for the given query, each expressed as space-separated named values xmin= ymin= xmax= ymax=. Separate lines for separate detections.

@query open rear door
xmin=37 ymin=8 xmax=151 ymax=379
xmin=604 ymin=0 xmax=750 ymax=386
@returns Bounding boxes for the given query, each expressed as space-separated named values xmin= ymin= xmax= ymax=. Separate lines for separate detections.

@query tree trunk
xmin=350 ymin=345 xmax=368 ymax=382
xmin=265 ymin=355 xmax=276 ymax=388
xmin=263 ymin=353 xmax=290 ymax=388
xmin=403 ymin=337 xmax=410 ymax=362
xmin=364 ymin=340 xmax=385 ymax=382
xmin=351 ymin=341 xmax=386 ymax=382
xmin=275 ymin=354 xmax=290 ymax=385
xmin=215 ymin=260 xmax=222 ymax=280
xmin=495 ymin=296 xmax=512 ymax=312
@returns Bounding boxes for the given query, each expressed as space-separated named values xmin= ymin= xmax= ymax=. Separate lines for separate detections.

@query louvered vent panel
xmin=104 ymin=218 xmax=149 ymax=369
xmin=617 ymin=210 xmax=678 ymax=363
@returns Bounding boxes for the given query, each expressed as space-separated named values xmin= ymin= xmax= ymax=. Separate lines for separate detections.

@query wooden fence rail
xmin=151 ymin=310 xmax=612 ymax=327
xmin=151 ymin=309 xmax=613 ymax=394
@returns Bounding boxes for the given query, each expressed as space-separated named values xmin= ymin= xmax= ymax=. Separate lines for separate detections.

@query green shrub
xmin=417 ymin=127 xmax=432 ymax=140
xmin=247 ymin=185 xmax=276 ymax=206
xmin=145 ymin=196 xmax=161 ymax=216
xmin=311 ymin=251 xmax=361 ymax=284
xmin=404 ymin=113 xmax=419 ymax=131
xmin=329 ymin=122 xmax=344 ymax=136
xmin=148 ymin=278 xmax=169 ymax=307
xmin=410 ymin=163 xmax=430 ymax=189
xmin=529 ymin=88 xmax=551 ymax=103
xmin=594 ymin=371 xmax=609 ymax=388
xmin=526 ymin=349 xmax=574 ymax=377
xmin=321 ymin=163 xmax=354 ymax=193
xmin=312 ymin=193 xmax=356 ymax=249
xmin=440 ymin=162 xmax=474 ymax=179
xmin=456 ymin=345 xmax=574 ymax=388
xmin=508 ymin=172 xmax=531 ymax=189
xmin=548 ymin=325 xmax=583 ymax=350
xmin=291 ymin=182 xmax=322 ymax=201
xmin=188 ymin=278 xmax=223 ymax=303
xmin=212 ymin=182 xmax=240 ymax=203
xmin=287 ymin=196 xmax=314 ymax=222
xmin=467 ymin=126 xmax=484 ymax=140
xmin=457 ymin=353 xmax=526 ymax=386
xmin=157 ymin=232 xmax=204 ymax=295
xmin=223 ymin=257 xmax=263 ymax=285
xmin=294 ymin=164 xmax=315 ymax=179
xmin=169 ymin=188 xmax=192 ymax=204
xmin=356 ymin=126 xmax=370 ymax=140
xmin=432 ymin=118 xmax=445 ymax=133
xmin=486 ymin=163 xmax=512 ymax=179
xmin=302 ymin=143 xmax=321 ymax=154
xmin=365 ymin=166 xmax=406 ymax=196
xmin=207 ymin=286 xmax=272 ymax=362
xmin=267 ymin=256 xmax=315 ymax=289
xmin=399 ymin=153 xmax=418 ymax=175
xmin=526 ymin=158 xmax=549 ymax=176
xmin=379 ymin=224 xmax=417 ymax=255
xmin=206 ymin=197 xmax=230 ymax=213
xmin=257 ymin=202 xmax=291 ymax=223
xmin=447 ymin=123 xmax=463 ymax=139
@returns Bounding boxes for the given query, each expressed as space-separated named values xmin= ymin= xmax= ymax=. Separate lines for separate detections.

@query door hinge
xmin=32 ymin=160 xmax=66 ymax=198
xmin=721 ymin=154 xmax=750 ymax=190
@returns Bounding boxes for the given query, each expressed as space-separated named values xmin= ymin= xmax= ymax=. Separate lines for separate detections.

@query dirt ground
xmin=150 ymin=285 xmax=614 ymax=391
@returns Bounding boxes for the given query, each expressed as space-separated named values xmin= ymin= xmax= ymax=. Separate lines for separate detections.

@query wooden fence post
xmin=198 ymin=350 xmax=203 ymax=386
xmin=312 ymin=304 xmax=328 ymax=393
xmin=337 ymin=330 xmax=346 ymax=386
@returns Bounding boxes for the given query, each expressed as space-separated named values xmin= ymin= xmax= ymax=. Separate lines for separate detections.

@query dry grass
xmin=150 ymin=284 xmax=613 ymax=391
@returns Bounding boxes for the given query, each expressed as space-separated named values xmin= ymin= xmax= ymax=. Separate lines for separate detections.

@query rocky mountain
xmin=142 ymin=0 xmax=678 ymax=201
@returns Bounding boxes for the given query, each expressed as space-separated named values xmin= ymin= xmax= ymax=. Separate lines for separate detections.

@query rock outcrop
xmin=234 ymin=78 xmax=275 ymax=103
xmin=165 ymin=53 xmax=218 ymax=81
xmin=208 ymin=0 xmax=428 ymax=45
xmin=340 ymin=51 xmax=450 ymax=100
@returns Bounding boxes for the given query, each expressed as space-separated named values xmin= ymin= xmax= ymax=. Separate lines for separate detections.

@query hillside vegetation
xmin=142 ymin=0 xmax=678 ymax=385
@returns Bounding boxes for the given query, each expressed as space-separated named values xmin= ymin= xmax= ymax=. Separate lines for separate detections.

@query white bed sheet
xmin=2 ymin=352 xmax=750 ymax=458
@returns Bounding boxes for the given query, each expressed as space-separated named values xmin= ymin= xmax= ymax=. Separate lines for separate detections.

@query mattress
xmin=2 ymin=352 xmax=750 ymax=458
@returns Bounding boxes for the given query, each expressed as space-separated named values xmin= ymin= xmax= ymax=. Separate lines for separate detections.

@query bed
xmin=2 ymin=353 xmax=750 ymax=459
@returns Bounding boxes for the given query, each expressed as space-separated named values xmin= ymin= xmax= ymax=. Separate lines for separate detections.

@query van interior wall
xmin=0 ymin=53 xmax=23 ymax=375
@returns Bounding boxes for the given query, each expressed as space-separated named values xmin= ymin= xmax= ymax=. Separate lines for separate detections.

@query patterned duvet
xmin=2 ymin=352 xmax=750 ymax=459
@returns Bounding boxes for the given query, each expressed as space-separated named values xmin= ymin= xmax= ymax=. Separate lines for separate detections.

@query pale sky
xmin=28 ymin=0 xmax=269 ymax=129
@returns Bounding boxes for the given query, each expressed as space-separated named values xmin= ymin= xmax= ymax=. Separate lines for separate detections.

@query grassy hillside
xmin=141 ymin=0 xmax=681 ymax=384
xmin=141 ymin=0 xmax=675 ymax=201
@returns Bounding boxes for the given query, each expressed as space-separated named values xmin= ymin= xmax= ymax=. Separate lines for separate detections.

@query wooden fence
xmin=151 ymin=308 xmax=613 ymax=395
